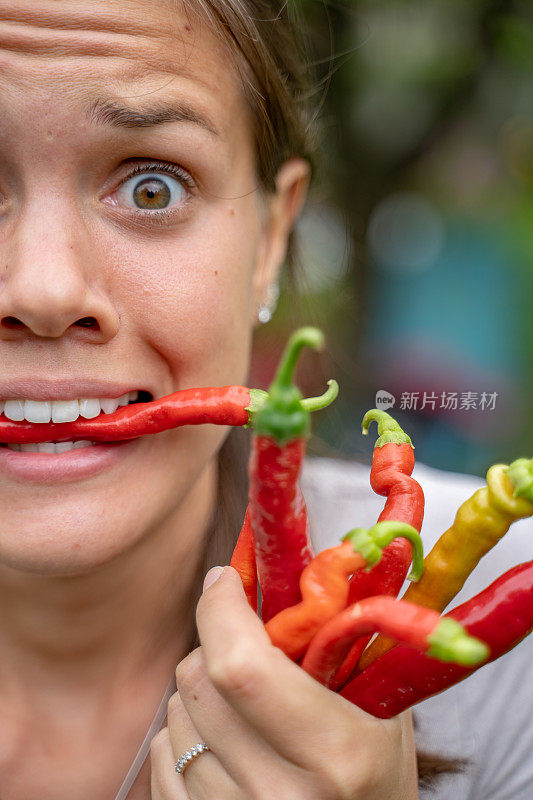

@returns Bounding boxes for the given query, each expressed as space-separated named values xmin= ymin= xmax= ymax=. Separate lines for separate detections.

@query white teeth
xmin=99 ymin=397 xmax=120 ymax=415
xmin=23 ymin=441 xmax=56 ymax=453
xmin=4 ymin=400 xmax=24 ymax=421
xmin=7 ymin=440 xmax=95 ymax=453
xmin=55 ymin=440 xmax=82 ymax=453
xmin=79 ymin=398 xmax=101 ymax=419
xmin=24 ymin=400 xmax=52 ymax=423
xmin=1 ymin=391 xmax=141 ymax=424
xmin=51 ymin=400 xmax=80 ymax=424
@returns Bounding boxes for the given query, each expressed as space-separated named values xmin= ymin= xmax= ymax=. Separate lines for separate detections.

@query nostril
xmin=75 ymin=317 xmax=99 ymax=329
xmin=1 ymin=317 xmax=23 ymax=329
xmin=2 ymin=316 xmax=101 ymax=332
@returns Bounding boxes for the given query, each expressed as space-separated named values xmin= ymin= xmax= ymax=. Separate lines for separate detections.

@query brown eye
xmin=116 ymin=170 xmax=187 ymax=211
xmin=133 ymin=177 xmax=171 ymax=209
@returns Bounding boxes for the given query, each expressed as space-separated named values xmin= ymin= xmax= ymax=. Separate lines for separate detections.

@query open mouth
xmin=0 ymin=390 xmax=153 ymax=452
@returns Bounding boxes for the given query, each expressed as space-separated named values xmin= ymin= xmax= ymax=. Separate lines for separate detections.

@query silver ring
xmin=175 ymin=742 xmax=211 ymax=775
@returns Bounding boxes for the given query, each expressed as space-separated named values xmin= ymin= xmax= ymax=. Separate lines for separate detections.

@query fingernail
xmin=203 ymin=566 xmax=224 ymax=592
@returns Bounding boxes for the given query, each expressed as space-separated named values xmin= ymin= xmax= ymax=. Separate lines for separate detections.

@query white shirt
xmin=301 ymin=457 xmax=533 ymax=799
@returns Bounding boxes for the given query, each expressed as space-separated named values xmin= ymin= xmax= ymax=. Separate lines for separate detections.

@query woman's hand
xmin=150 ymin=567 xmax=418 ymax=800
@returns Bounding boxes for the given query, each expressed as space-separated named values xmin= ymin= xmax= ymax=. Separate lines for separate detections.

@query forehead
xmin=0 ymin=0 xmax=251 ymax=142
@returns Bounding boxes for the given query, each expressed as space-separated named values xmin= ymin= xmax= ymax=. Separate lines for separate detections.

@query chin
xmin=0 ymin=520 xmax=145 ymax=577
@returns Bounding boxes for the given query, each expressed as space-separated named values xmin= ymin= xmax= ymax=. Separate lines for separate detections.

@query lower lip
xmin=0 ymin=439 xmax=141 ymax=484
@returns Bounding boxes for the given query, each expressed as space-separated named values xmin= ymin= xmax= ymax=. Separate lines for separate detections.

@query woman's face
xmin=0 ymin=0 xmax=292 ymax=574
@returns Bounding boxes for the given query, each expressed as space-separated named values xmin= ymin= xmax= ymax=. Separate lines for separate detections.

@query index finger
xmin=195 ymin=566 xmax=391 ymax=767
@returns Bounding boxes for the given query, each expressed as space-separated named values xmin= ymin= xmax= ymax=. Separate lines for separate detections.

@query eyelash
xmin=115 ymin=161 xmax=197 ymax=221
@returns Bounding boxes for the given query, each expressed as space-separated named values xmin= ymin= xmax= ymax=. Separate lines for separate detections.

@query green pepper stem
xmin=244 ymin=388 xmax=269 ymax=428
xmin=506 ymin=457 xmax=533 ymax=504
xmin=368 ymin=521 xmax=424 ymax=581
xmin=342 ymin=527 xmax=382 ymax=569
xmin=252 ymin=327 xmax=326 ymax=444
xmin=269 ymin=327 xmax=324 ymax=393
xmin=427 ymin=618 xmax=489 ymax=666
xmin=343 ymin=520 xmax=424 ymax=579
xmin=301 ymin=379 xmax=339 ymax=412
xmin=361 ymin=409 xmax=414 ymax=449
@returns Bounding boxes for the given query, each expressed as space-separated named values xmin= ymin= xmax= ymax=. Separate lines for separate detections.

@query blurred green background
xmin=251 ymin=0 xmax=533 ymax=477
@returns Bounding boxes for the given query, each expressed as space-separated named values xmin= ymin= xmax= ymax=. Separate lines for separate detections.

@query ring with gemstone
xmin=175 ymin=742 xmax=211 ymax=775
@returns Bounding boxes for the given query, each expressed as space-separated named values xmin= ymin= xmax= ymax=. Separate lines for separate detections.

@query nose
xmin=0 ymin=203 xmax=119 ymax=342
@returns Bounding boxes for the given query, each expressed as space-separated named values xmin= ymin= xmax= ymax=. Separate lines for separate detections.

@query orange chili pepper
xmin=230 ymin=508 xmax=257 ymax=611
xmin=265 ymin=521 xmax=423 ymax=661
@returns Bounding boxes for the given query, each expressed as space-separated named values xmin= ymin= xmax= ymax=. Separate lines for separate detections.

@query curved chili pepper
xmin=333 ymin=410 xmax=424 ymax=688
xmin=248 ymin=327 xmax=338 ymax=623
xmin=301 ymin=596 xmax=487 ymax=687
xmin=347 ymin=409 xmax=425 ymax=600
xmin=358 ymin=457 xmax=533 ymax=670
xmin=265 ymin=521 xmax=423 ymax=661
xmin=0 ymin=386 xmax=268 ymax=444
xmin=340 ymin=560 xmax=533 ymax=718
xmin=230 ymin=508 xmax=257 ymax=611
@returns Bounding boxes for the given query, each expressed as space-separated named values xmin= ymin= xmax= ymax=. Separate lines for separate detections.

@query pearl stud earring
xmin=257 ymin=283 xmax=280 ymax=324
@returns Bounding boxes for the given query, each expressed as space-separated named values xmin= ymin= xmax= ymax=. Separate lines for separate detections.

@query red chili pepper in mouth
xmin=0 ymin=385 xmax=269 ymax=444
xmin=340 ymin=560 xmax=533 ymax=718
xmin=301 ymin=595 xmax=487 ymax=688
xmin=248 ymin=327 xmax=338 ymax=623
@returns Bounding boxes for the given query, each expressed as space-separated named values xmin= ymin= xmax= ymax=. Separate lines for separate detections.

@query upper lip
xmin=0 ymin=379 xmax=154 ymax=402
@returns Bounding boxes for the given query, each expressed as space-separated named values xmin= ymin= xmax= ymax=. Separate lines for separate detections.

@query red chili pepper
xmin=0 ymin=385 xmax=269 ymax=444
xmin=301 ymin=595 xmax=487 ymax=688
xmin=230 ymin=508 xmax=257 ymax=611
xmin=250 ymin=436 xmax=312 ymax=623
xmin=339 ymin=560 xmax=533 ymax=718
xmin=265 ymin=521 xmax=424 ymax=661
xmin=348 ymin=409 xmax=425 ymax=600
xmin=248 ymin=327 xmax=338 ymax=623
xmin=334 ymin=410 xmax=425 ymax=687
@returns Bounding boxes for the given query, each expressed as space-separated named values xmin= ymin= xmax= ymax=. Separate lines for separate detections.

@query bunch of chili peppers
xmin=227 ymin=329 xmax=533 ymax=714
xmin=2 ymin=326 xmax=531 ymax=718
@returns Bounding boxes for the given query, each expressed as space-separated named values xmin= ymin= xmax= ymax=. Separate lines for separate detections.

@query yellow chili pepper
xmin=358 ymin=457 xmax=533 ymax=670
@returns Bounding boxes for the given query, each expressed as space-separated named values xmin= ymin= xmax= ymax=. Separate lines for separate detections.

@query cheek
xmin=100 ymin=200 xmax=262 ymax=386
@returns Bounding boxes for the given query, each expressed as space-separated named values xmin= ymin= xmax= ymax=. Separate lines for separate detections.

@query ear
xmin=251 ymin=158 xmax=311 ymax=326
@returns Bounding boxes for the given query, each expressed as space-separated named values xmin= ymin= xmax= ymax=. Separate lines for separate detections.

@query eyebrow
xmin=87 ymin=99 xmax=220 ymax=137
